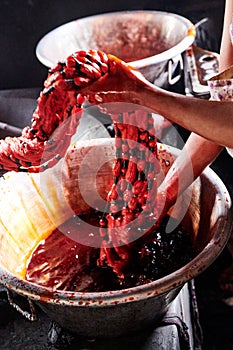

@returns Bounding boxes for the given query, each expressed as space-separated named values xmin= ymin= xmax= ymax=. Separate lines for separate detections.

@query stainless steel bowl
xmin=0 ymin=142 xmax=231 ymax=338
xmin=36 ymin=11 xmax=195 ymax=86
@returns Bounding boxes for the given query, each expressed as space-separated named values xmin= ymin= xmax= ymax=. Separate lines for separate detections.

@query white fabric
xmin=207 ymin=21 xmax=233 ymax=158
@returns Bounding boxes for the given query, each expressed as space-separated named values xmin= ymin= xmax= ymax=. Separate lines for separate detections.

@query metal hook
xmin=168 ymin=55 xmax=184 ymax=85
xmin=6 ymin=289 xmax=37 ymax=322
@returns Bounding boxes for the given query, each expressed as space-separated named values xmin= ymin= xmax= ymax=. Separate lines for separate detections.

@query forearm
xmin=159 ymin=133 xmax=223 ymax=206
xmin=139 ymin=85 xmax=233 ymax=148
xmin=156 ymin=0 xmax=232 ymax=206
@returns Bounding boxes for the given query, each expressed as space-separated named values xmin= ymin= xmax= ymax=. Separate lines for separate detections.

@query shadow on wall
xmin=0 ymin=0 xmax=224 ymax=90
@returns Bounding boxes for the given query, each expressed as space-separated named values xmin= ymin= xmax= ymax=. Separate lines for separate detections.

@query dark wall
xmin=0 ymin=0 xmax=224 ymax=90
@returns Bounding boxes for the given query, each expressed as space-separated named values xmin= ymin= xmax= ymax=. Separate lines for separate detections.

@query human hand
xmin=80 ymin=54 xmax=150 ymax=108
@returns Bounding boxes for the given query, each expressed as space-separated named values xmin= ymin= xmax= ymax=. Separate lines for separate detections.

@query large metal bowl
xmin=36 ymin=11 xmax=195 ymax=86
xmin=0 ymin=140 xmax=232 ymax=338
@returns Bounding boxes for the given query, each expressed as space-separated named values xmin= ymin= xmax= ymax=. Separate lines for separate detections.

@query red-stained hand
xmin=80 ymin=54 xmax=150 ymax=109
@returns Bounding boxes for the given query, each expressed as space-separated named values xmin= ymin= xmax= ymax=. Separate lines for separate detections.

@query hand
xmin=80 ymin=54 xmax=149 ymax=108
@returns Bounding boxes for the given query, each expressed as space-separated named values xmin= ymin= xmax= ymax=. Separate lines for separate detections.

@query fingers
xmin=79 ymin=54 xmax=146 ymax=103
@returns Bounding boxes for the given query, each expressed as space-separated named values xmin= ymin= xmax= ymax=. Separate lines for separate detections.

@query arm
xmin=157 ymin=0 xmax=233 ymax=208
xmin=138 ymin=86 xmax=233 ymax=148
xmin=81 ymin=1 xmax=232 ymax=210
xmin=84 ymin=55 xmax=233 ymax=148
xmin=158 ymin=134 xmax=222 ymax=208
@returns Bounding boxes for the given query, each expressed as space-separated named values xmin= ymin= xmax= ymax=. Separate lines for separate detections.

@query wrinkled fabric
xmin=207 ymin=23 xmax=233 ymax=158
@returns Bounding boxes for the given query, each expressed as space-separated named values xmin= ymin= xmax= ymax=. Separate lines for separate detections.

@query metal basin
xmin=36 ymin=11 xmax=195 ymax=86
xmin=0 ymin=141 xmax=232 ymax=338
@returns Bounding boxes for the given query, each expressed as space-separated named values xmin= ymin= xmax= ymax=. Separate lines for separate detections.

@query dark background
xmin=0 ymin=0 xmax=225 ymax=90
xmin=1 ymin=1 xmax=233 ymax=350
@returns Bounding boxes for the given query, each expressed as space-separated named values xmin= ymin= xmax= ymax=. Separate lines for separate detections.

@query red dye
xmin=0 ymin=49 xmax=195 ymax=284
xmin=26 ymin=211 xmax=195 ymax=292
